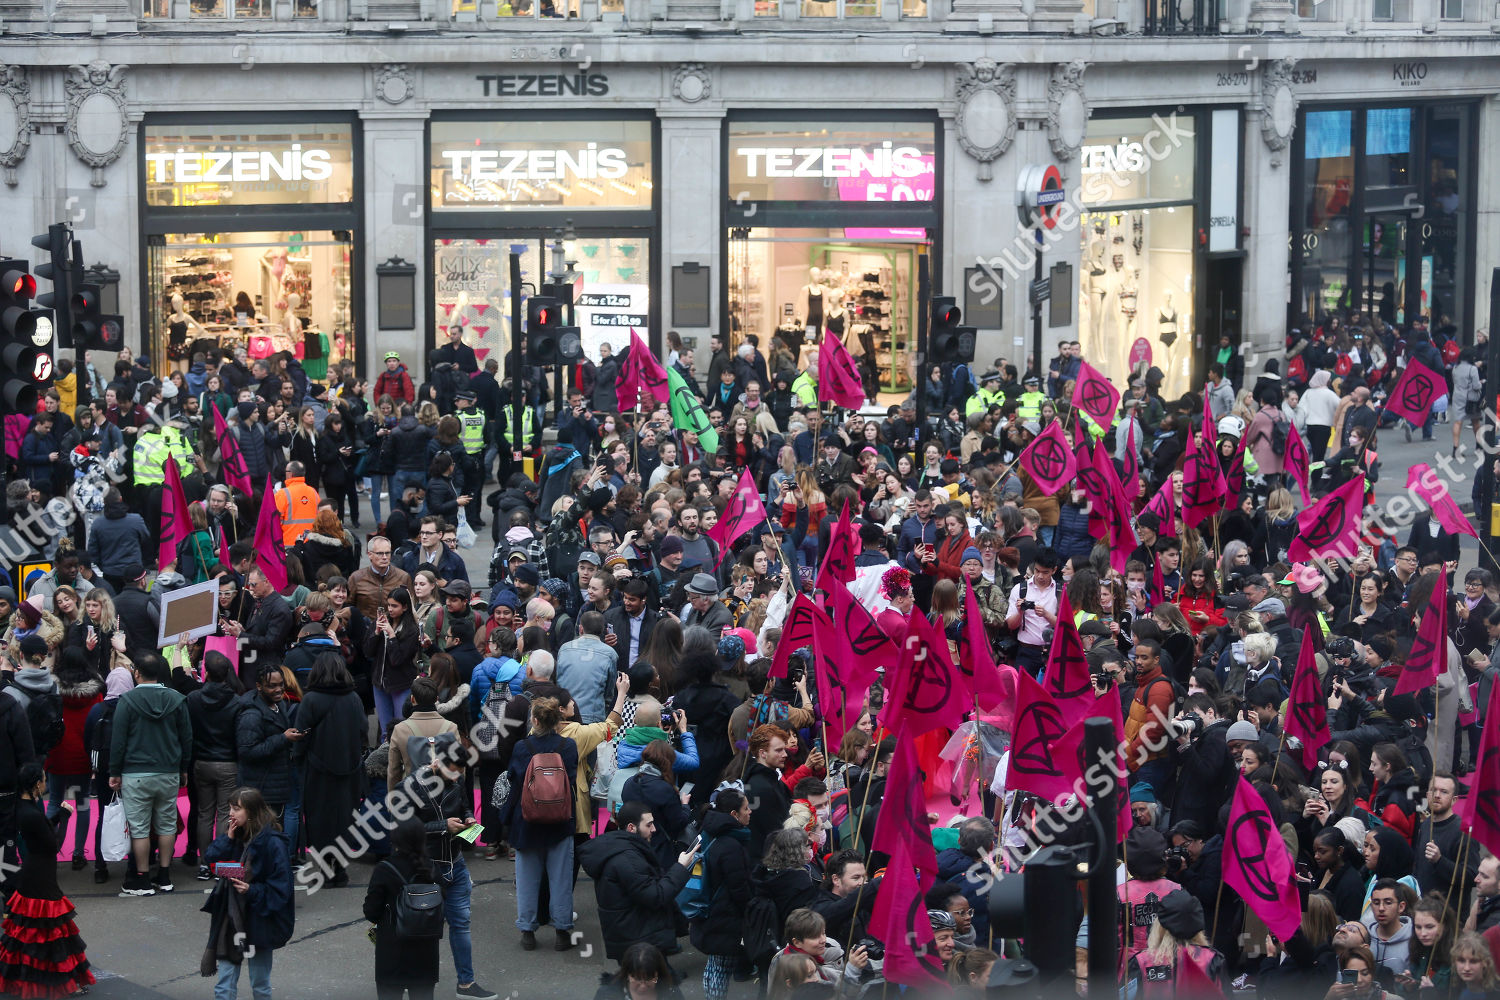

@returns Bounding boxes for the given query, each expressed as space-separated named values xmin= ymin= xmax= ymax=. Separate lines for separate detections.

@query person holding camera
xmin=1004 ymin=547 xmax=1062 ymax=678
xmin=1168 ymin=693 xmax=1238 ymax=835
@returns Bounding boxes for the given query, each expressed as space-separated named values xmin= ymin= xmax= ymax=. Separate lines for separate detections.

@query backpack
xmin=520 ymin=750 xmax=573 ymax=824
xmin=469 ymin=667 xmax=514 ymax=762
xmin=675 ymin=830 xmax=718 ymax=920
xmin=742 ymin=895 xmax=783 ymax=967
xmin=1269 ymin=416 xmax=1290 ymax=457
xmin=13 ymin=690 xmax=65 ymax=758
xmin=378 ymin=860 xmax=446 ymax=940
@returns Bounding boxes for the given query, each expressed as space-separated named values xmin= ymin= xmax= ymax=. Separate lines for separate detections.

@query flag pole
xmin=1268 ymin=729 xmax=1287 ymax=788
xmin=1209 ymin=878 xmax=1226 ymax=944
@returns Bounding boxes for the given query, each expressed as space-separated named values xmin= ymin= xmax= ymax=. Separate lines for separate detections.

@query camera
xmin=1164 ymin=845 xmax=1190 ymax=872
xmin=859 ymin=938 xmax=885 ymax=962
xmin=1019 ymin=600 xmax=1035 ymax=612
xmin=1169 ymin=713 xmax=1202 ymax=739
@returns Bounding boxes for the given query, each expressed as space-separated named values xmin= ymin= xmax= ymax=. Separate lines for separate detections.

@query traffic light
xmin=31 ymin=224 xmax=71 ymax=343
xmin=0 ymin=260 xmax=52 ymax=413
xmin=929 ymin=295 xmax=976 ymax=364
xmin=525 ymin=294 xmax=584 ymax=365
xmin=70 ymin=283 xmax=121 ymax=350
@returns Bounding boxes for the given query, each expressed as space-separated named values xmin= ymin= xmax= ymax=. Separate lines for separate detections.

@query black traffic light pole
xmin=914 ymin=252 xmax=930 ymax=455
xmin=509 ymin=251 xmax=525 ymax=473
xmin=1084 ymin=716 xmax=1120 ymax=997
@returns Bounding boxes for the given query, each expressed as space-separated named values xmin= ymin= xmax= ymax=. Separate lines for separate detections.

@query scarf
xmin=623 ymin=725 xmax=672 ymax=747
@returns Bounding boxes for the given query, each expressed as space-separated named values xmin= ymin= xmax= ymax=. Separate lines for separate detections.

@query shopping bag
xmin=455 ymin=510 xmax=476 ymax=549
xmin=101 ymin=794 xmax=129 ymax=862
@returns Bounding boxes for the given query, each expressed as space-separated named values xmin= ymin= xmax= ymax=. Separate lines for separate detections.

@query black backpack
xmin=1270 ymin=416 xmax=1290 ymax=457
xmin=16 ymin=691 xmax=65 ymax=758
xmin=378 ymin=860 xmax=446 ymax=940
xmin=742 ymin=895 xmax=782 ymax=967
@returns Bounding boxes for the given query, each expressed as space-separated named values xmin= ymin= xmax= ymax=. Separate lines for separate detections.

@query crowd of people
xmin=0 ymin=311 xmax=1495 ymax=1000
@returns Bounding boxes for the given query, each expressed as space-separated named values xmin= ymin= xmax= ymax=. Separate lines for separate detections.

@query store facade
xmin=723 ymin=114 xmax=941 ymax=394
xmin=139 ymin=115 xmax=360 ymax=378
xmin=1289 ymin=100 xmax=1478 ymax=338
xmin=427 ymin=112 xmax=659 ymax=366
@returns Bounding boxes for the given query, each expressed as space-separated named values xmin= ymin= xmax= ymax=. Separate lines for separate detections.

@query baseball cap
xmin=578 ymin=552 xmax=602 ymax=567
xmin=17 ymin=634 xmax=47 ymax=660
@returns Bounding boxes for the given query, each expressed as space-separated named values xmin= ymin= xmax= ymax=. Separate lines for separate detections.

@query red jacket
xmin=373 ymin=367 xmax=415 ymax=405
xmin=47 ymin=678 xmax=104 ymax=776
xmin=1175 ymin=593 xmax=1226 ymax=635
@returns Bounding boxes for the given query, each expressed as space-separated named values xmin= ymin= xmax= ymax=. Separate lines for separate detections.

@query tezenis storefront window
xmin=141 ymin=119 xmax=359 ymax=376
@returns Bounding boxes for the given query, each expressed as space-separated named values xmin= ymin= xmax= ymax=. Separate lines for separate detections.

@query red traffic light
xmin=2 ymin=269 xmax=35 ymax=299
xmin=932 ymin=296 xmax=961 ymax=327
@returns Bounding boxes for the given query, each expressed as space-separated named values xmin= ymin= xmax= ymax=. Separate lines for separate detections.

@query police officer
xmin=132 ymin=417 xmax=195 ymax=553
xmin=965 ymin=370 xmax=1005 ymax=417
xmin=1015 ymin=374 xmax=1047 ymax=422
xmin=454 ymin=390 xmax=487 ymax=529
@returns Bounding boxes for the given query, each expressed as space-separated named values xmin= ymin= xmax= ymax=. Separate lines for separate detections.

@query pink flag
xmin=1407 ymin=463 xmax=1479 ymax=539
xmin=706 ymin=469 xmax=767 ymax=563
xmin=203 ymin=635 xmax=239 ymax=678
xmin=1152 ymin=557 xmax=1168 ymax=605
xmin=1092 ymin=444 xmax=1138 ymax=574
xmin=869 ymin=738 xmax=937 ymax=871
xmin=616 ymin=329 xmax=671 ymax=412
xmin=1072 ymin=361 xmax=1120 ymax=432
xmin=1143 ymin=477 xmax=1177 ymax=537
xmin=881 ymin=611 xmax=967 ymax=738
xmin=1288 ymin=473 xmax=1367 ymax=564
xmin=1120 ymin=420 xmax=1141 ymax=502
xmin=826 ymin=579 xmax=895 ymax=694
xmin=1459 ymin=679 xmax=1500 ymax=860
xmin=218 ymin=524 xmax=233 ymax=572
xmin=817 ymin=329 xmax=866 ymax=411
xmin=214 ymin=406 xmax=253 ymax=497
xmin=1384 ymin=357 xmax=1446 ymax=427
xmin=1284 ymin=422 xmax=1313 ymax=505
xmin=1394 ymin=571 xmax=1448 ymax=696
xmin=808 ymin=602 xmax=856 ymax=744
xmin=1006 ymin=669 xmax=1120 ymax=806
xmin=1018 ymin=420 xmax=1076 ymax=496
xmin=1041 ymin=591 xmax=1095 ymax=729
xmin=958 ymin=578 xmax=1010 ymax=712
xmin=816 ymin=502 xmax=859 ymax=590
xmin=1283 ymin=626 xmax=1331 ymax=771
xmin=1223 ymin=776 xmax=1302 ymax=939
xmin=768 ymin=594 xmax=818 ymax=680
xmin=1224 ymin=435 xmax=1250 ymax=510
xmin=158 ymin=456 xmax=192 ymax=571
xmin=868 ymin=841 xmax=944 ymax=987
xmin=252 ymin=473 xmax=289 ymax=591
xmin=1181 ymin=418 xmax=1226 ymax=529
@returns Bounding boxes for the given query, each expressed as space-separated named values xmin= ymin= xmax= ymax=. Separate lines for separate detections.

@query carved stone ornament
xmin=954 ymin=59 xmax=1017 ymax=182
xmin=672 ymin=63 xmax=711 ymax=104
xmin=65 ymin=62 xmax=128 ymax=188
xmin=1259 ymin=59 xmax=1298 ymax=168
xmin=1046 ymin=60 xmax=1089 ymax=162
xmin=375 ymin=64 xmax=413 ymax=105
xmin=0 ymin=65 xmax=31 ymax=188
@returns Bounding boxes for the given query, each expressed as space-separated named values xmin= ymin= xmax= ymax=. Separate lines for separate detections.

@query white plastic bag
xmin=455 ymin=510 xmax=477 ymax=549
xmin=101 ymin=794 xmax=129 ymax=862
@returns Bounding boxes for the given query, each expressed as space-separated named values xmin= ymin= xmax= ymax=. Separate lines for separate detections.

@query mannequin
xmin=1158 ymin=292 xmax=1179 ymax=347
xmin=799 ymin=266 xmax=827 ymax=337
xmin=281 ymin=292 xmax=303 ymax=352
xmin=1118 ymin=268 xmax=1139 ymax=342
xmin=825 ymin=300 xmax=849 ymax=348
xmin=167 ymin=293 xmax=206 ymax=368
xmin=1081 ymin=240 xmax=1109 ymax=357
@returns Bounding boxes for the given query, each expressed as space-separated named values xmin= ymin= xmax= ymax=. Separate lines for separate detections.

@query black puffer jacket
xmin=186 ymin=682 xmax=241 ymax=763
xmin=619 ymin=765 xmax=693 ymax=868
xmin=750 ymin=863 xmax=821 ymax=939
xmin=578 ymin=829 xmax=692 ymax=961
xmin=382 ymin=415 xmax=431 ymax=474
xmin=688 ymin=809 xmax=754 ymax=957
xmin=235 ymin=692 xmax=298 ymax=805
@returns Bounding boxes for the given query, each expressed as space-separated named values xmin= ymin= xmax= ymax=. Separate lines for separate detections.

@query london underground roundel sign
xmin=1016 ymin=163 xmax=1066 ymax=231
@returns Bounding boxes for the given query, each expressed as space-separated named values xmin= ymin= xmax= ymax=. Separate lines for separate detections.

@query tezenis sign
xmin=475 ymin=73 xmax=610 ymax=97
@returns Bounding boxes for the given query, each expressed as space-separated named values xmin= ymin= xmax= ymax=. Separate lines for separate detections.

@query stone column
xmin=658 ymin=77 xmax=722 ymax=358
xmin=1241 ymin=106 xmax=1292 ymax=378
xmin=1474 ymin=96 xmax=1500 ymax=345
xmin=361 ymin=109 xmax=429 ymax=366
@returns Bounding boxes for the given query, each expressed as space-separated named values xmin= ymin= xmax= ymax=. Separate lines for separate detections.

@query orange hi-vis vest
xmin=275 ymin=476 xmax=320 ymax=546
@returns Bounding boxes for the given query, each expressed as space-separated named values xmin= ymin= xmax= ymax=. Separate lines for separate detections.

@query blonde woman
xmin=71 ymin=590 xmax=125 ymax=677
xmin=416 ymin=400 xmax=440 ymax=429
xmin=1266 ymin=487 xmax=1298 ymax=565
xmin=1127 ymin=890 xmax=1224 ymax=992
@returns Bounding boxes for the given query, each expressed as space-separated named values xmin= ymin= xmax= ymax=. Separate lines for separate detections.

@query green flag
xmin=667 ymin=366 xmax=719 ymax=454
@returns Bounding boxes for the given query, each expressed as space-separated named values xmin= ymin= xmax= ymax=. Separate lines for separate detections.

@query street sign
xmin=1030 ymin=278 xmax=1052 ymax=305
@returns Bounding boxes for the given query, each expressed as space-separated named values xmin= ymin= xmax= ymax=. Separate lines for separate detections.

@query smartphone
xmin=214 ymin=862 xmax=246 ymax=880
xmin=1339 ymin=971 xmax=1359 ymax=986
xmin=606 ymin=624 xmax=615 ymax=636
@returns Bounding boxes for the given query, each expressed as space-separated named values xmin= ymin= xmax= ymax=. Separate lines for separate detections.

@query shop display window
xmin=1077 ymin=115 xmax=1198 ymax=399
xmin=147 ymin=231 xmax=353 ymax=380
xmin=727 ymin=228 xmax=925 ymax=394
xmin=728 ymin=120 xmax=936 ymax=204
xmin=1298 ymin=110 xmax=1353 ymax=322
xmin=432 ymin=235 xmax=651 ymax=365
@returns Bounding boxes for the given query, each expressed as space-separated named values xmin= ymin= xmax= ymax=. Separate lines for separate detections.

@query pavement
xmin=70 ymin=419 xmax=1485 ymax=998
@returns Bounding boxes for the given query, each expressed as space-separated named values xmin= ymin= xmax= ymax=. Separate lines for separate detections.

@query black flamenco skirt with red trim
xmin=0 ymin=893 xmax=95 ymax=998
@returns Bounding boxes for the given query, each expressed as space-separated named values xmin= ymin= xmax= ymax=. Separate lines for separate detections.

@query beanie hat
xmin=237 ymin=401 xmax=257 ymax=422
xmin=1129 ymin=782 xmax=1157 ymax=805
xmin=961 ymin=546 xmax=983 ymax=564
xmin=1125 ymin=827 xmax=1167 ymax=876
xmin=541 ymin=577 xmax=569 ymax=599
xmin=1225 ymin=721 xmax=1259 ymax=743
xmin=658 ymin=535 xmax=684 ymax=558
xmin=717 ymin=634 xmax=746 ymax=665
xmin=1156 ymin=890 xmax=1205 ymax=940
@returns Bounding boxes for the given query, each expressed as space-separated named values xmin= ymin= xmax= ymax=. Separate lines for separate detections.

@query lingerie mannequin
xmin=281 ymin=292 xmax=303 ymax=351
xmin=825 ymin=301 xmax=849 ymax=347
xmin=167 ymin=293 xmax=205 ymax=368
xmin=1118 ymin=268 xmax=1139 ymax=341
xmin=1158 ymin=292 xmax=1179 ymax=347
xmin=800 ymin=266 xmax=826 ymax=337
xmin=1081 ymin=240 xmax=1109 ymax=356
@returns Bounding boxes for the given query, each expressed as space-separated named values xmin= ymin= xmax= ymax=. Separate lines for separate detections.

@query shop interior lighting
xmin=578 ymin=180 xmax=605 ymax=196
xmin=610 ymin=180 xmax=637 ymax=195
xmin=548 ymin=182 xmax=573 ymax=196
xmin=515 ymin=181 xmax=539 ymax=197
